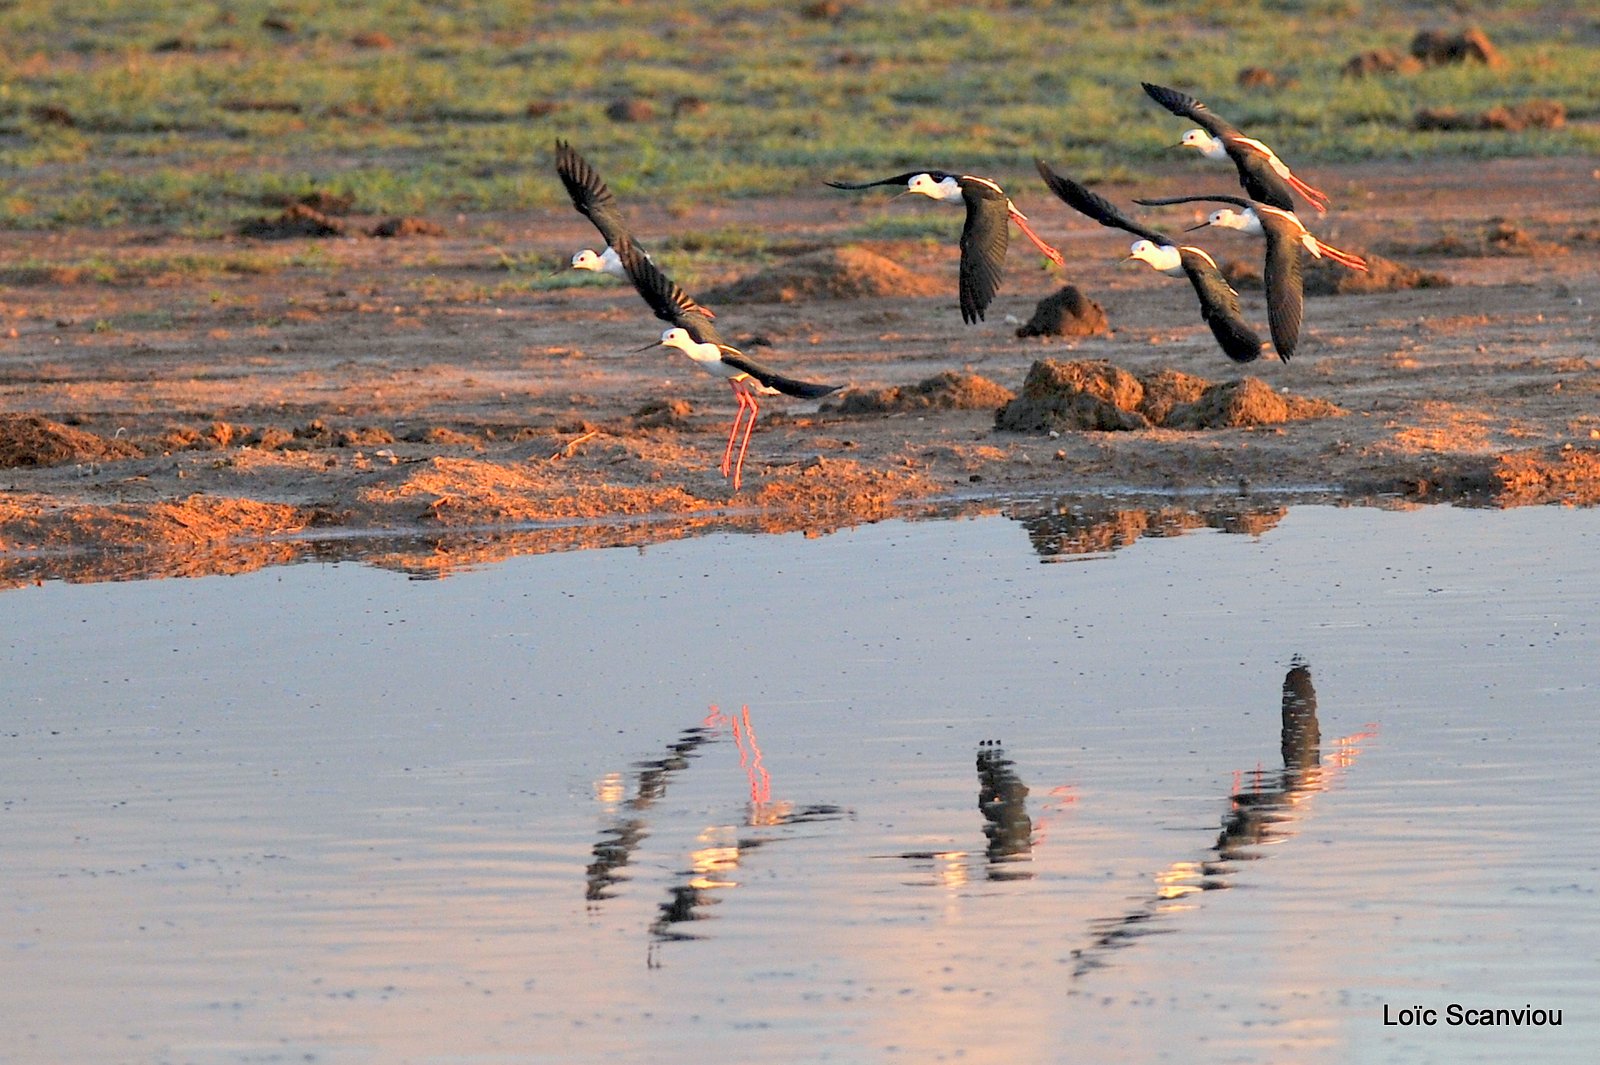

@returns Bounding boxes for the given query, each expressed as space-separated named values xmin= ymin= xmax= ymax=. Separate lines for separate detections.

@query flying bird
xmin=826 ymin=171 xmax=1066 ymax=324
xmin=1135 ymin=193 xmax=1368 ymax=361
xmin=1141 ymin=82 xmax=1330 ymax=215
xmin=554 ymin=139 xmax=715 ymax=316
xmin=614 ymin=241 xmax=840 ymax=491
xmin=1035 ymin=160 xmax=1268 ymax=364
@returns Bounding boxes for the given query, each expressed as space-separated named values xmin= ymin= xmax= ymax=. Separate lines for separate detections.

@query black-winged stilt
xmin=1135 ymin=193 xmax=1368 ymax=361
xmin=1035 ymin=160 xmax=1268 ymax=363
xmin=825 ymin=171 xmax=1066 ymax=324
xmin=554 ymin=139 xmax=634 ymax=276
xmin=1141 ymin=82 xmax=1330 ymax=215
xmin=555 ymin=139 xmax=717 ymax=317
xmin=614 ymin=241 xmax=840 ymax=491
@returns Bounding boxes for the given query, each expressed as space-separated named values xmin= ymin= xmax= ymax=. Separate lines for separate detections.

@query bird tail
xmin=765 ymin=375 xmax=842 ymax=400
xmin=1009 ymin=209 xmax=1066 ymax=266
xmin=1313 ymin=239 xmax=1367 ymax=272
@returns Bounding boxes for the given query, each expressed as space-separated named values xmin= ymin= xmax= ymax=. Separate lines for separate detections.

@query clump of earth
xmin=993 ymin=359 xmax=1345 ymax=432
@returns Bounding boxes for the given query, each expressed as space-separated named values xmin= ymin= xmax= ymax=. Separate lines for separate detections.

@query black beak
xmin=1184 ymin=221 xmax=1210 ymax=232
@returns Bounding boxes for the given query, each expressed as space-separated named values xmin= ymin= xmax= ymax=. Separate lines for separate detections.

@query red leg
xmin=721 ymin=386 xmax=748 ymax=477
xmin=1009 ymin=208 xmax=1066 ymax=266
xmin=1288 ymin=172 xmax=1330 ymax=213
xmin=1314 ymin=239 xmax=1368 ymax=272
xmin=731 ymin=395 xmax=758 ymax=491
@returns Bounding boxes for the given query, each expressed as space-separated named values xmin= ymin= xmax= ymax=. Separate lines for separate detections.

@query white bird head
xmin=658 ymin=327 xmax=694 ymax=351
xmin=1187 ymin=208 xmax=1250 ymax=233
xmin=570 ymin=248 xmax=603 ymax=271
xmin=1177 ymin=129 xmax=1225 ymax=159
xmin=906 ymin=173 xmax=962 ymax=202
xmin=1124 ymin=239 xmax=1182 ymax=273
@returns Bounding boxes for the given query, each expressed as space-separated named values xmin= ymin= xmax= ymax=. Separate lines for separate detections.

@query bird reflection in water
xmin=585 ymin=704 xmax=844 ymax=966
xmin=1072 ymin=657 xmax=1378 ymax=977
xmin=586 ymin=723 xmax=718 ymax=905
xmin=895 ymin=741 xmax=1076 ymax=886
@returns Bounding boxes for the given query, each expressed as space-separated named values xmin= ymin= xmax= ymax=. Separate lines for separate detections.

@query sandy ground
xmin=1 ymin=156 xmax=1598 ymax=584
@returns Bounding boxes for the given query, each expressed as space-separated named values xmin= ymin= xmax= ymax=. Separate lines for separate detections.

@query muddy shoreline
xmin=3 ymin=157 xmax=1598 ymax=584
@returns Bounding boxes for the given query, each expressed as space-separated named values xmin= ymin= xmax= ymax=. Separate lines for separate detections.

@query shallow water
xmin=3 ymin=504 xmax=1596 ymax=1063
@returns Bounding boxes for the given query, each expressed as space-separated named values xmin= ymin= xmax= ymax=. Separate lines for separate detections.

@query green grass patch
xmin=0 ymin=1 xmax=1592 ymax=231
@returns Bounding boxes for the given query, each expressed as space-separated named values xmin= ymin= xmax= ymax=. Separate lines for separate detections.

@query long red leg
xmin=731 ymin=395 xmax=758 ymax=491
xmin=720 ymin=387 xmax=748 ymax=477
xmin=1314 ymin=239 xmax=1367 ymax=272
xmin=1288 ymin=172 xmax=1330 ymax=213
xmin=1009 ymin=209 xmax=1066 ymax=266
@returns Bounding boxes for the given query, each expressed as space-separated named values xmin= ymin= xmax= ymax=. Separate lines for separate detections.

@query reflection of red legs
xmin=703 ymin=704 xmax=772 ymax=805
xmin=733 ymin=704 xmax=771 ymax=805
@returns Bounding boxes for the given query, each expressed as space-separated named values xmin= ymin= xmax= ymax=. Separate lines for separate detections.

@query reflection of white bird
xmin=1036 ymin=160 xmax=1267 ymax=364
xmin=1142 ymin=82 xmax=1330 ymax=215
xmin=1136 ymin=193 xmax=1368 ymax=362
xmin=827 ymin=170 xmax=1065 ymax=324
xmin=617 ymin=242 xmax=840 ymax=491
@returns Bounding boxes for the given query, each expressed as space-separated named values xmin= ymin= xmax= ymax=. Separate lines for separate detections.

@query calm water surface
xmin=2 ymin=504 xmax=1596 ymax=1063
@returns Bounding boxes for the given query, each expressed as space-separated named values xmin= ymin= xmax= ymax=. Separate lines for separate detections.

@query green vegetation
xmin=0 ymin=1 xmax=1594 ymax=231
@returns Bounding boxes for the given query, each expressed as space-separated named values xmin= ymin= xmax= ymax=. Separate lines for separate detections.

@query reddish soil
xmin=2 ymin=157 xmax=1598 ymax=584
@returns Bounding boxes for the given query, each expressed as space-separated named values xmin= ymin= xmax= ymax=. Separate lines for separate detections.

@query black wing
xmin=1140 ymin=84 xmax=1298 ymax=211
xmin=1141 ymin=82 xmax=1243 ymax=143
xmin=613 ymin=241 xmax=724 ymax=347
xmin=1259 ymin=224 xmax=1303 ymax=362
xmin=721 ymin=349 xmax=841 ymax=400
xmin=1035 ymin=160 xmax=1172 ymax=246
xmin=825 ymin=171 xmax=951 ymax=191
xmin=1134 ymin=193 xmax=1255 ymax=211
xmin=957 ymin=182 xmax=1010 ymax=324
xmin=1178 ymin=249 xmax=1266 ymax=364
xmin=554 ymin=139 xmax=633 ymax=252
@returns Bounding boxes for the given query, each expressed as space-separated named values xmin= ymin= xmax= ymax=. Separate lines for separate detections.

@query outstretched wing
xmin=825 ymin=171 xmax=948 ymax=191
xmin=1260 ymin=228 xmax=1304 ymax=362
xmin=1140 ymin=82 xmax=1243 ymax=144
xmin=1134 ymin=193 xmax=1255 ymax=211
xmin=613 ymin=241 xmax=724 ymax=347
xmin=1179 ymin=250 xmax=1267 ymax=364
xmin=1035 ymin=160 xmax=1172 ymax=245
xmin=554 ymin=139 xmax=633 ymax=252
xmin=957 ymin=183 xmax=1009 ymax=324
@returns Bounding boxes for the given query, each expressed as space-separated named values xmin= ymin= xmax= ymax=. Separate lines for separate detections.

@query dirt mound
xmin=995 ymin=360 xmax=1345 ymax=433
xmin=370 ymin=217 xmax=448 ymax=238
xmin=994 ymin=360 xmax=1150 ymax=432
xmin=0 ymin=415 xmax=142 ymax=468
xmin=703 ymin=246 xmax=945 ymax=303
xmin=1015 ymin=285 xmax=1110 ymax=338
xmin=1136 ymin=369 xmax=1212 ymax=424
xmin=1415 ymin=101 xmax=1564 ymax=133
xmin=1411 ymin=27 xmax=1504 ymax=68
xmin=1420 ymin=218 xmax=1568 ymax=258
xmin=828 ymin=371 xmax=1014 ymax=414
xmin=1306 ymin=251 xmax=1450 ymax=295
xmin=1164 ymin=378 xmax=1345 ymax=430
xmin=239 ymin=203 xmax=346 ymax=239
xmin=1222 ymin=250 xmax=1450 ymax=296
xmin=1342 ymin=48 xmax=1424 ymax=77
xmin=1495 ymin=446 xmax=1600 ymax=506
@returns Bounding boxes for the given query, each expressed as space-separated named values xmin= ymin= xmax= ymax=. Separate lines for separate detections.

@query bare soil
xmin=2 ymin=157 xmax=1598 ymax=584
